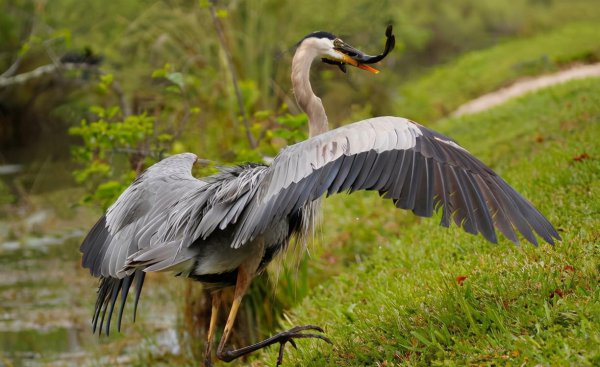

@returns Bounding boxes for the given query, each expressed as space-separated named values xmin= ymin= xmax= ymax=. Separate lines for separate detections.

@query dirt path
xmin=452 ymin=63 xmax=600 ymax=117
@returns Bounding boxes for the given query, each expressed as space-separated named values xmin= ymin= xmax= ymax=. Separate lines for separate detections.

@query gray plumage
xmin=80 ymin=27 xmax=559 ymax=356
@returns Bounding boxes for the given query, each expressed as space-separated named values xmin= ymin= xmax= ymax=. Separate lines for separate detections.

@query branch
xmin=0 ymin=58 xmax=23 ymax=79
xmin=209 ymin=1 xmax=257 ymax=149
xmin=0 ymin=62 xmax=95 ymax=89
xmin=109 ymin=79 xmax=132 ymax=117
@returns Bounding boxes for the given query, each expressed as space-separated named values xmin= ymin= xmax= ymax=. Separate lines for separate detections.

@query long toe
xmin=275 ymin=325 xmax=332 ymax=366
xmin=287 ymin=324 xmax=325 ymax=333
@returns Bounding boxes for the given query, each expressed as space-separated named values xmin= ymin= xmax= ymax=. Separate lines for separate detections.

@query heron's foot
xmin=216 ymin=324 xmax=331 ymax=365
xmin=274 ymin=325 xmax=332 ymax=366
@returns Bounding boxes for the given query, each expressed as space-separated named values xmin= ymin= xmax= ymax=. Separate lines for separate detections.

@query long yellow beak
xmin=340 ymin=54 xmax=380 ymax=74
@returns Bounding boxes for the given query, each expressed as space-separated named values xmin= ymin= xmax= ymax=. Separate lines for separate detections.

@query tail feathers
xmin=92 ymin=270 xmax=145 ymax=336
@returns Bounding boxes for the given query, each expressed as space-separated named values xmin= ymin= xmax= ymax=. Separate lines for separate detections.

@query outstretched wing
xmin=231 ymin=116 xmax=560 ymax=248
xmin=80 ymin=153 xmax=205 ymax=278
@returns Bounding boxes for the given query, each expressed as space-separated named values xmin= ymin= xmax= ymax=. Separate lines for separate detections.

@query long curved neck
xmin=291 ymin=42 xmax=328 ymax=137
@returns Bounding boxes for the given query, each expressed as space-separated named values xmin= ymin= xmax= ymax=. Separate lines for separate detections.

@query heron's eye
xmin=333 ymin=38 xmax=343 ymax=48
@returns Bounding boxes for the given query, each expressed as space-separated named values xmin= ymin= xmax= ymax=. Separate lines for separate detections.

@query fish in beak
xmin=323 ymin=25 xmax=395 ymax=74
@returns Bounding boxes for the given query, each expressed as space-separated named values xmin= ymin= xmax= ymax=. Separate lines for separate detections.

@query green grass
xmin=253 ymin=77 xmax=600 ymax=366
xmin=394 ymin=22 xmax=600 ymax=122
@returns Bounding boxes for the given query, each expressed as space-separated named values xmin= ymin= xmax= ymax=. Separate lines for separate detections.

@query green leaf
xmin=89 ymin=106 xmax=105 ymax=118
xmin=254 ymin=110 xmax=273 ymax=120
xmin=165 ymin=85 xmax=182 ymax=94
xmin=151 ymin=68 xmax=167 ymax=78
xmin=167 ymin=72 xmax=185 ymax=89
xmin=106 ymin=106 xmax=121 ymax=120
xmin=158 ymin=133 xmax=173 ymax=142
xmin=99 ymin=74 xmax=113 ymax=86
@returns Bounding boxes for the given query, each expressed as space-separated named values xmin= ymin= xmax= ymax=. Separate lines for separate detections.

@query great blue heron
xmin=80 ymin=25 xmax=560 ymax=366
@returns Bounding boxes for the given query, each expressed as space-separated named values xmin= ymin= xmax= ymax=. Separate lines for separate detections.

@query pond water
xmin=0 ymin=228 xmax=182 ymax=367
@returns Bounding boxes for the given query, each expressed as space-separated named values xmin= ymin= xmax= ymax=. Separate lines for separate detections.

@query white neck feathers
xmin=291 ymin=39 xmax=329 ymax=137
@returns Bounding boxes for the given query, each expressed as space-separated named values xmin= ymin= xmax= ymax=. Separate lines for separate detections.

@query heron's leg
xmin=215 ymin=262 xmax=254 ymax=362
xmin=215 ymin=265 xmax=331 ymax=365
xmin=215 ymin=241 xmax=331 ymax=365
xmin=203 ymin=290 xmax=222 ymax=367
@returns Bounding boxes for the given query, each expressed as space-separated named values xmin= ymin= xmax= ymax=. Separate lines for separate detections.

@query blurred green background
xmin=1 ymin=0 xmax=599 ymax=366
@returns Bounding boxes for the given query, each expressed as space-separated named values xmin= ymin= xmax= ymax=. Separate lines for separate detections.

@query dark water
xmin=0 ymin=229 xmax=180 ymax=367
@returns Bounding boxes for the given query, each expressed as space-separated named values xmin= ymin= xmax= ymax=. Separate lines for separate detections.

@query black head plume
xmin=302 ymin=31 xmax=337 ymax=41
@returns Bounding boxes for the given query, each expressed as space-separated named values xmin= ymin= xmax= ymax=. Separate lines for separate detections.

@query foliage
xmin=68 ymin=70 xmax=177 ymax=209
xmin=5 ymin=0 xmax=600 ymax=165
xmin=256 ymin=78 xmax=600 ymax=366
xmin=394 ymin=22 xmax=600 ymax=122
xmin=270 ymin=113 xmax=309 ymax=148
xmin=68 ymin=109 xmax=159 ymax=209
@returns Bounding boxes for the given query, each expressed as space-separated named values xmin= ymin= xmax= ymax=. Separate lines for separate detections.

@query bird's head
xmin=299 ymin=25 xmax=395 ymax=74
